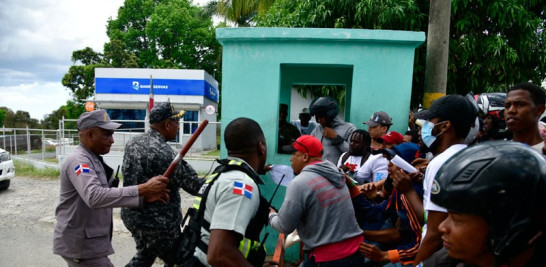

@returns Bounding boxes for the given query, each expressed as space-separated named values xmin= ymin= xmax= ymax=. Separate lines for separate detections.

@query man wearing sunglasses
xmin=270 ymin=135 xmax=364 ymax=266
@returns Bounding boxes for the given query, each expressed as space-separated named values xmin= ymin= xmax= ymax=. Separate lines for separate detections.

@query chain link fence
xmin=1 ymin=119 xmax=221 ymax=167
xmin=57 ymin=118 xmax=221 ymax=160
xmin=1 ymin=127 xmax=60 ymax=161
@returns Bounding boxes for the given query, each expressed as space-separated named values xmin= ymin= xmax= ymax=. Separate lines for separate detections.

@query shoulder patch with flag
xmin=75 ymin=164 xmax=90 ymax=175
xmin=233 ymin=181 xmax=253 ymax=199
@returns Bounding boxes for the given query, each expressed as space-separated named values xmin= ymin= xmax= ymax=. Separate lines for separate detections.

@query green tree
xmin=145 ymin=0 xmax=220 ymax=73
xmin=0 ymin=107 xmax=8 ymax=126
xmin=257 ymin=0 xmax=546 ymax=107
xmin=42 ymin=100 xmax=85 ymax=130
xmin=62 ymin=47 xmax=108 ymax=102
xmin=215 ymin=0 xmax=276 ymax=26
xmin=63 ymin=0 xmax=221 ymax=101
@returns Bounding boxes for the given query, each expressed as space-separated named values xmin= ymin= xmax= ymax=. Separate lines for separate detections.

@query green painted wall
xmin=217 ymin=27 xmax=424 ymax=262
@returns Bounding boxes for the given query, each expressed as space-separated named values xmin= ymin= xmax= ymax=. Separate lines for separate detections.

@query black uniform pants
xmin=125 ymin=225 xmax=182 ymax=267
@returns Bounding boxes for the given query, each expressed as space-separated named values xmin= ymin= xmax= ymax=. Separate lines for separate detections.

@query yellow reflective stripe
xmin=192 ymin=196 xmax=202 ymax=209
xmin=229 ymin=159 xmax=243 ymax=166
xmin=205 ymin=173 xmax=218 ymax=183
xmin=239 ymin=238 xmax=251 ymax=258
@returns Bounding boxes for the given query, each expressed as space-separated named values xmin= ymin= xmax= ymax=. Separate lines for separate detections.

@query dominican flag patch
xmin=74 ymin=164 xmax=90 ymax=175
xmin=233 ymin=181 xmax=253 ymax=199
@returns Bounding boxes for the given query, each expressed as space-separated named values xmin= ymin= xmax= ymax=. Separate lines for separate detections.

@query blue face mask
xmin=421 ymin=120 xmax=445 ymax=148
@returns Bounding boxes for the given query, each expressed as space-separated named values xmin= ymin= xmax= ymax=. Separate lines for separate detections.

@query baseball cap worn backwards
xmin=364 ymin=111 xmax=393 ymax=127
xmin=150 ymin=102 xmax=185 ymax=123
xmin=77 ymin=110 xmax=121 ymax=131
xmin=283 ymin=135 xmax=323 ymax=157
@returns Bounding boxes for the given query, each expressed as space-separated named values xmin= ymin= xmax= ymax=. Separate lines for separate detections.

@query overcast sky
xmin=0 ymin=0 xmax=209 ymax=120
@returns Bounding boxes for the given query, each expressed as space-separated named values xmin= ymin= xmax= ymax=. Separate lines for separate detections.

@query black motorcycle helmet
xmin=431 ymin=141 xmax=546 ymax=263
xmin=309 ymin=96 xmax=339 ymax=122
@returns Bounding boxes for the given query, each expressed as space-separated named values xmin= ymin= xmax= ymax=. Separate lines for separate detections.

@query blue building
xmin=93 ymin=68 xmax=218 ymax=151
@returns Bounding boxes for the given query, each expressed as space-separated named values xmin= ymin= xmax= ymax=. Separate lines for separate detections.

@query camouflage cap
xmin=150 ymin=102 xmax=185 ymax=123
xmin=77 ymin=110 xmax=121 ymax=131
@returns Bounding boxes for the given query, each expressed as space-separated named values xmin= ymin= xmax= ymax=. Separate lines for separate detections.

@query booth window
xmin=106 ymin=109 xmax=146 ymax=131
xmin=183 ymin=111 xmax=198 ymax=134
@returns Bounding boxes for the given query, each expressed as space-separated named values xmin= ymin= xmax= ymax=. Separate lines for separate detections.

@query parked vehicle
xmin=0 ymin=148 xmax=15 ymax=190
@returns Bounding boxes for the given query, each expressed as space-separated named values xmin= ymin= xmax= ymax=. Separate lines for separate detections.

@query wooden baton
xmin=163 ymin=119 xmax=209 ymax=178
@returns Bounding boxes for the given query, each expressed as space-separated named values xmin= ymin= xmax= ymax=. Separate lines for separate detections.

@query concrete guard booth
xmin=217 ymin=27 xmax=424 ymax=261
xmin=93 ymin=68 xmax=219 ymax=152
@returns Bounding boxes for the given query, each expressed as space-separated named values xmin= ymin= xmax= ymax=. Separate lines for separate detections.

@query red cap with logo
xmin=378 ymin=131 xmax=404 ymax=145
xmin=284 ymin=135 xmax=323 ymax=157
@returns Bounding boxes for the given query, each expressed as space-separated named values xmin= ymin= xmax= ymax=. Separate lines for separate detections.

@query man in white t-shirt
xmin=504 ymin=82 xmax=545 ymax=153
xmin=412 ymin=94 xmax=476 ymax=264
xmin=337 ymin=130 xmax=372 ymax=179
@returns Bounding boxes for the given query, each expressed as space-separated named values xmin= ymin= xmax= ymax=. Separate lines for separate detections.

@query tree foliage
xmin=41 ymin=100 xmax=85 ymax=129
xmin=0 ymin=107 xmax=39 ymax=128
xmin=62 ymin=47 xmax=108 ymax=102
xmin=215 ymin=0 xmax=276 ymax=26
xmin=62 ymin=0 xmax=220 ymax=103
xmin=257 ymin=0 xmax=546 ymax=107
xmin=105 ymin=0 xmax=220 ymax=73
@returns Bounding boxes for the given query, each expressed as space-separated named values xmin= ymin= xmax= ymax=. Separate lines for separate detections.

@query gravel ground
xmin=0 ymin=176 xmax=195 ymax=267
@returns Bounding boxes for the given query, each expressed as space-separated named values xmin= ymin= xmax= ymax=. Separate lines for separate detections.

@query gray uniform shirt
xmin=195 ymin=158 xmax=261 ymax=266
xmin=53 ymin=145 xmax=141 ymax=259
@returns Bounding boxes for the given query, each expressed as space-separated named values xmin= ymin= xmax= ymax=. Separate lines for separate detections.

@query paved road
xmin=0 ymin=176 xmax=198 ymax=266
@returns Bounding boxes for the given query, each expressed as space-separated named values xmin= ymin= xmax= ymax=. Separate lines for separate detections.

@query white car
xmin=0 ymin=148 xmax=15 ymax=190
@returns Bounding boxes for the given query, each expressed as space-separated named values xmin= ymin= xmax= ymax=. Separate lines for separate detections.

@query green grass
xmin=204 ymin=149 xmax=220 ymax=157
xmin=14 ymin=159 xmax=59 ymax=180
xmin=44 ymin=157 xmax=58 ymax=163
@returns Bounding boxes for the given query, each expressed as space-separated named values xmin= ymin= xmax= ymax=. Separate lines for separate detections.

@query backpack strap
xmin=192 ymin=159 xmax=261 ymax=252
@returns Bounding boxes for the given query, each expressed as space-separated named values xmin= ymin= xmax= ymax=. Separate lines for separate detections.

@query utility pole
xmin=423 ymin=0 xmax=451 ymax=108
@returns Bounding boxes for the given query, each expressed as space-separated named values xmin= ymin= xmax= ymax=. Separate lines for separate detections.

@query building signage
xmin=95 ymin=78 xmax=219 ymax=102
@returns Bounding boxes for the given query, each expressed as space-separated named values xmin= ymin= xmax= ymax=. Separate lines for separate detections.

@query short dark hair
xmin=509 ymin=82 xmax=546 ymax=106
xmin=405 ymin=130 xmax=419 ymax=144
xmin=224 ymin=117 xmax=265 ymax=154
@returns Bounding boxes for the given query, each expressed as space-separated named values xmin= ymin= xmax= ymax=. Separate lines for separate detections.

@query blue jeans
xmin=302 ymin=250 xmax=365 ymax=267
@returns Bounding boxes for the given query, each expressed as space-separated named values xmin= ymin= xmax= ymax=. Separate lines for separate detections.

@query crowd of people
xmin=53 ymin=82 xmax=545 ymax=267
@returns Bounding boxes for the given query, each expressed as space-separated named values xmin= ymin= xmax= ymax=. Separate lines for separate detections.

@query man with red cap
xmin=270 ymin=135 xmax=364 ymax=266
xmin=376 ymin=131 xmax=404 ymax=149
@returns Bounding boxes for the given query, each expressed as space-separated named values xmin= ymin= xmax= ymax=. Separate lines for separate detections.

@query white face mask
xmin=420 ymin=120 xmax=446 ymax=148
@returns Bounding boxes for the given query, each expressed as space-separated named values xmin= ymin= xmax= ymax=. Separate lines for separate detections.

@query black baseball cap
xmin=149 ymin=102 xmax=185 ymax=123
xmin=416 ymin=94 xmax=474 ymax=130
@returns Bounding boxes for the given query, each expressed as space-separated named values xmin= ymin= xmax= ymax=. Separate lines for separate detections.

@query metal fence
xmin=0 ymin=119 xmax=221 ymax=165
xmin=1 ymin=126 xmax=60 ymax=161
xmin=58 ymin=118 xmax=221 ymax=159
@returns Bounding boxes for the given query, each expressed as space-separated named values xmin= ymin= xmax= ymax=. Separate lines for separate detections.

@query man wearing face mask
xmin=411 ymin=94 xmax=476 ymax=265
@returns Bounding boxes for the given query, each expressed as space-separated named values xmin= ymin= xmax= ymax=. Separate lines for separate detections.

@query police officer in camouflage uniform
xmin=121 ymin=103 xmax=202 ymax=267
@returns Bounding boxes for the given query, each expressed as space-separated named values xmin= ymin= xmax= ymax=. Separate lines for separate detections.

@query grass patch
xmin=204 ymin=149 xmax=220 ymax=157
xmin=14 ymin=159 xmax=59 ymax=180
xmin=44 ymin=157 xmax=58 ymax=163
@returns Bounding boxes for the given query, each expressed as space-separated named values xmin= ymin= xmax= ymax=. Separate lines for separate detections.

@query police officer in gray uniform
xmin=53 ymin=110 xmax=170 ymax=267
xmin=121 ymin=103 xmax=202 ymax=267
